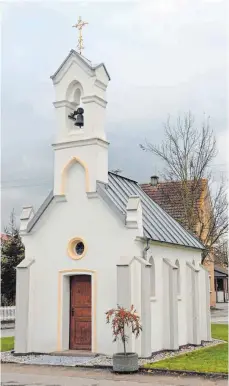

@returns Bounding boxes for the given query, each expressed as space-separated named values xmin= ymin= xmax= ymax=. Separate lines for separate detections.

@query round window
xmin=67 ymin=237 xmax=87 ymax=260
xmin=75 ymin=241 xmax=84 ymax=256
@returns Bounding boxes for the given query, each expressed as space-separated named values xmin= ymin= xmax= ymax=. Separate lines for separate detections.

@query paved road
xmin=211 ymin=303 xmax=228 ymax=324
xmin=1 ymin=364 xmax=227 ymax=386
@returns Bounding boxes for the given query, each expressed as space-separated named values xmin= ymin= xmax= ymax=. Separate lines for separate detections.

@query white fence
xmin=0 ymin=306 xmax=16 ymax=322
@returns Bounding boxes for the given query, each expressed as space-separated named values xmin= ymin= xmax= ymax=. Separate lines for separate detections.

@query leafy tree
xmin=1 ymin=210 xmax=25 ymax=306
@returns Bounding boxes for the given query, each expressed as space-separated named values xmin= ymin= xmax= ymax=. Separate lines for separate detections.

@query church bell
xmin=75 ymin=107 xmax=84 ymax=128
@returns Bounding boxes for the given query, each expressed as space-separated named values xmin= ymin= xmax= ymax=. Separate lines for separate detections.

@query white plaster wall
xmin=53 ymin=141 xmax=108 ymax=195
xmin=186 ymin=264 xmax=194 ymax=344
xmin=130 ymin=259 xmax=141 ymax=354
xmin=163 ymin=260 xmax=170 ymax=349
xmin=95 ymin=65 xmax=109 ymax=86
xmin=145 ymin=243 xmax=203 ymax=350
xmin=22 ymin=163 xmax=140 ymax=355
xmin=199 ymin=266 xmax=211 ymax=341
xmin=177 ymin=261 xmax=187 ymax=346
xmin=27 ymin=262 xmax=36 ymax=353
xmin=177 ymin=299 xmax=183 ymax=346
xmin=148 ymin=256 xmax=163 ymax=352
xmin=15 ymin=267 xmax=31 ymax=353
xmin=62 ymin=275 xmax=70 ymax=350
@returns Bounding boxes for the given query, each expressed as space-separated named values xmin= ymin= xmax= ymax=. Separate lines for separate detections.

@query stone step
xmin=50 ymin=350 xmax=98 ymax=357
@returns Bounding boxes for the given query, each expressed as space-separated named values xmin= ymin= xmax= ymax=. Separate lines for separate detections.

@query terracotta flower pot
xmin=113 ymin=352 xmax=138 ymax=373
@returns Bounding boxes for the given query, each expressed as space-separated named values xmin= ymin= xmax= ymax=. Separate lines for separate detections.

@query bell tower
xmin=50 ymin=49 xmax=110 ymax=194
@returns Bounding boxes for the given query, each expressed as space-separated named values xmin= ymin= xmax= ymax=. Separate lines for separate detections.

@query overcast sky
xmin=1 ymin=0 xmax=228 ymax=228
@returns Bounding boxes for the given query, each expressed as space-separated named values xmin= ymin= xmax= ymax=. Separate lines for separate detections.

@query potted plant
xmin=105 ymin=305 xmax=142 ymax=373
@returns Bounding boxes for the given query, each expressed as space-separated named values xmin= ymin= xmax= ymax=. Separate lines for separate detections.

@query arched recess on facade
xmin=175 ymin=259 xmax=181 ymax=295
xmin=60 ymin=157 xmax=90 ymax=195
xmin=149 ymin=256 xmax=156 ymax=297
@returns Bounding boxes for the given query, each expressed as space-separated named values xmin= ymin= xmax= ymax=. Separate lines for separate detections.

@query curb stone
xmin=139 ymin=368 xmax=228 ymax=379
xmin=74 ymin=364 xmax=228 ymax=379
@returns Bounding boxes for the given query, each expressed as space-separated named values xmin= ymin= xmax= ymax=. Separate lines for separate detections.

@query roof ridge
xmin=108 ymin=171 xmax=138 ymax=184
xmin=141 ymin=178 xmax=208 ymax=186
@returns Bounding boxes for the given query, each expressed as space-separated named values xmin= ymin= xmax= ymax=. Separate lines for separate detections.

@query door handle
xmin=71 ymin=307 xmax=75 ymax=316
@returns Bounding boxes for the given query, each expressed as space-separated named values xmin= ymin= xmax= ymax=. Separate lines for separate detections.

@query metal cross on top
xmin=72 ymin=16 xmax=88 ymax=55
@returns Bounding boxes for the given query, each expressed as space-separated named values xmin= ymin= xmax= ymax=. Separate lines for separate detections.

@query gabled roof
xmin=50 ymin=49 xmax=111 ymax=81
xmin=25 ymin=172 xmax=204 ymax=250
xmin=97 ymin=173 xmax=204 ymax=250
xmin=141 ymin=179 xmax=208 ymax=230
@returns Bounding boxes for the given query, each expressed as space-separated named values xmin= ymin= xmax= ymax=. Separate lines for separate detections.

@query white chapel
xmin=15 ymin=48 xmax=211 ymax=357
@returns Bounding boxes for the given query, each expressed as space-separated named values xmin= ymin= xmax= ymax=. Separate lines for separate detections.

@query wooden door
xmin=69 ymin=275 xmax=92 ymax=350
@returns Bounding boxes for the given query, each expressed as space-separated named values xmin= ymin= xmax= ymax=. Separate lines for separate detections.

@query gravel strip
xmin=0 ymin=352 xmax=93 ymax=366
xmin=0 ymin=339 xmax=223 ymax=368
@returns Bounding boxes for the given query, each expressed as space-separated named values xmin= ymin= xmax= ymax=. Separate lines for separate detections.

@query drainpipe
xmin=143 ymin=238 xmax=150 ymax=260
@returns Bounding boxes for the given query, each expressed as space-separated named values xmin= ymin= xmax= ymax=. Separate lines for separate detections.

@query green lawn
xmin=0 ymin=337 xmax=14 ymax=352
xmin=212 ymin=324 xmax=228 ymax=342
xmin=145 ymin=324 xmax=228 ymax=374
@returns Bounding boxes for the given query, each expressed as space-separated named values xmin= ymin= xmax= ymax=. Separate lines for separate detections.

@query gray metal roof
xmin=97 ymin=172 xmax=204 ymax=250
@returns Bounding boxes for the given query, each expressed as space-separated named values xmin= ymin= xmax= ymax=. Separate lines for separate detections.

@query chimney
xmin=150 ymin=175 xmax=159 ymax=186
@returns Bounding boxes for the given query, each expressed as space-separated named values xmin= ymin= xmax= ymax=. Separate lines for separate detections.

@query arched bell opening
xmin=66 ymin=81 xmax=84 ymax=132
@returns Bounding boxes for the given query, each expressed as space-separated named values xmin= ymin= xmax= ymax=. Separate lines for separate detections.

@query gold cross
xmin=72 ymin=16 xmax=88 ymax=55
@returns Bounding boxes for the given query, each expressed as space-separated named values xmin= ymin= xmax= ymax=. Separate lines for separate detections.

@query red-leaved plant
xmin=105 ymin=305 xmax=142 ymax=355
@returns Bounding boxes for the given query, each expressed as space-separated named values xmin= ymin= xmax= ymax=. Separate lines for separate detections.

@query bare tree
xmin=214 ymin=239 xmax=228 ymax=267
xmin=140 ymin=112 xmax=228 ymax=263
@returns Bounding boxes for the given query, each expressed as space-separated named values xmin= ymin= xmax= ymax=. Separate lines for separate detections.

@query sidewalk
xmin=211 ymin=303 xmax=228 ymax=324
xmin=1 ymin=363 xmax=228 ymax=386
xmin=0 ymin=321 xmax=15 ymax=338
